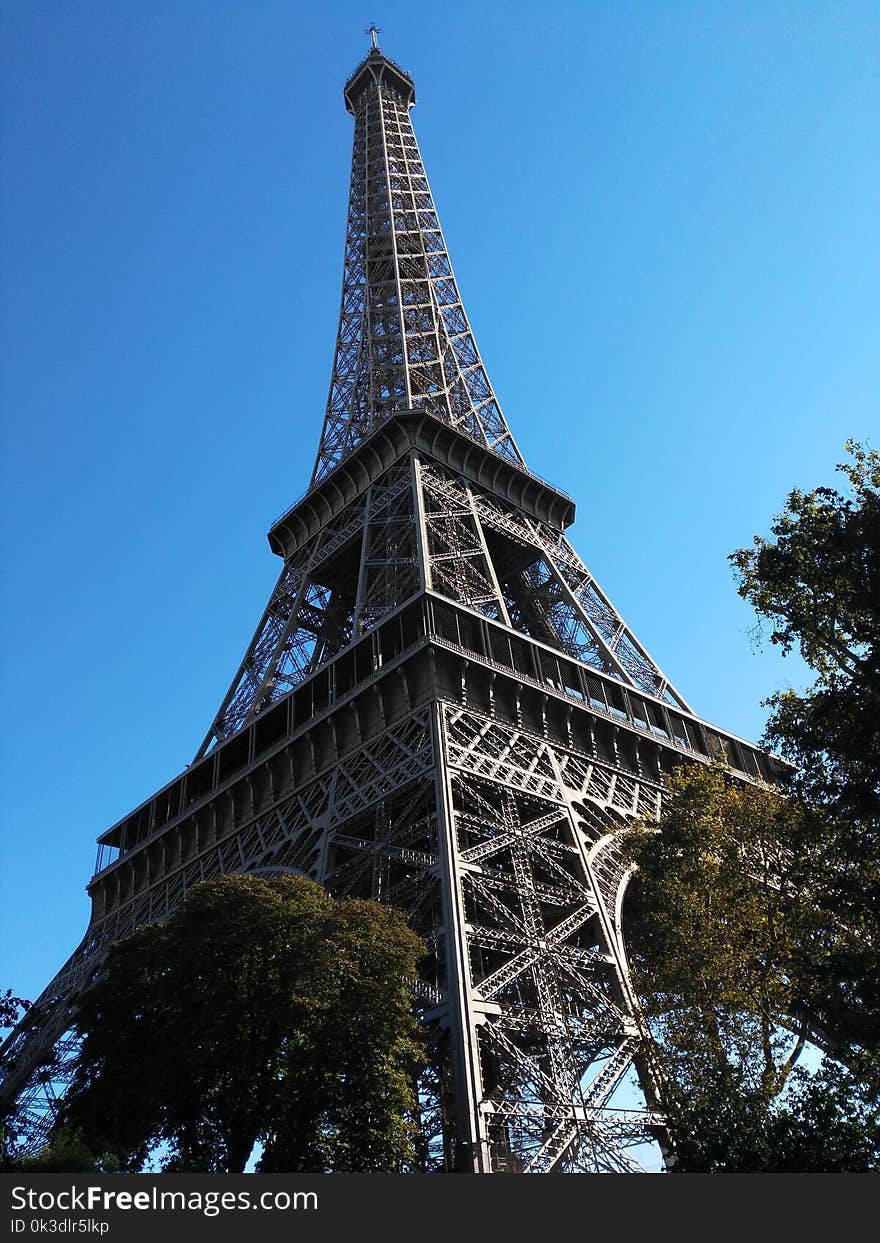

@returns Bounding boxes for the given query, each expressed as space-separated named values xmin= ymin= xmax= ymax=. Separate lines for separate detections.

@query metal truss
xmin=199 ymin=449 xmax=688 ymax=756
xmin=438 ymin=702 xmax=664 ymax=1171
xmin=197 ymin=458 xmax=419 ymax=755
xmin=317 ymin=700 xmax=667 ymax=1172
xmin=5 ymin=694 xmax=664 ymax=1171
xmin=2 ymin=44 xmax=767 ymax=1172
xmin=420 ymin=460 xmax=689 ymax=708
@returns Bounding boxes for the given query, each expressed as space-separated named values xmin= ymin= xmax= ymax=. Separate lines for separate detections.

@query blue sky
xmin=2 ymin=1 xmax=878 ymax=1005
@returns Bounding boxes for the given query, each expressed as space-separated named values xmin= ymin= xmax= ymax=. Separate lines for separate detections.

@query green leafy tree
xmin=58 ymin=874 xmax=426 ymax=1172
xmin=0 ymin=990 xmax=32 ymax=1168
xmin=623 ymin=444 xmax=880 ymax=1168
xmin=259 ymin=898 xmax=427 ymax=1172
xmin=0 ymin=990 xmax=30 ymax=1031
xmin=651 ymin=1060 xmax=879 ymax=1173
xmin=730 ymin=440 xmax=880 ymax=1057
xmin=622 ymin=763 xmax=880 ymax=1171
xmin=729 ymin=439 xmax=880 ymax=819
xmin=9 ymin=1126 xmax=122 ymax=1174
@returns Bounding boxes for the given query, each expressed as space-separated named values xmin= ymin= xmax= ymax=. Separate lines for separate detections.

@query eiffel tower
xmin=1 ymin=38 xmax=779 ymax=1173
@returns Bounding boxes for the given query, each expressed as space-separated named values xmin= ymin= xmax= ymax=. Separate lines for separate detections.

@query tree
xmin=58 ymin=874 xmax=426 ymax=1172
xmin=258 ymin=897 xmax=426 ymax=1172
xmin=729 ymin=440 xmax=880 ymax=819
xmin=730 ymin=440 xmax=880 ymax=1057
xmin=620 ymin=442 xmax=880 ymax=1169
xmin=9 ymin=1126 xmax=121 ymax=1174
xmin=0 ymin=990 xmax=32 ymax=1168
xmin=621 ymin=763 xmax=880 ymax=1171
xmin=0 ymin=990 xmax=30 ymax=1032
xmin=645 ymin=1058 xmax=879 ymax=1173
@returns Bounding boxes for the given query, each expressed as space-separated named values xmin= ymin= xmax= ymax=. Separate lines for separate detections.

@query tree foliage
xmin=622 ymin=764 xmax=880 ymax=1171
xmin=729 ymin=440 xmax=880 ymax=819
xmin=623 ymin=765 xmax=831 ymax=1093
xmin=58 ymin=874 xmax=426 ymax=1172
xmin=9 ymin=1126 xmax=120 ymax=1174
xmin=622 ymin=442 xmax=880 ymax=1169
xmin=0 ymin=991 xmax=30 ymax=1032
xmin=653 ymin=1059 xmax=879 ymax=1173
xmin=731 ymin=440 xmax=880 ymax=1056
xmin=0 ymin=990 xmax=32 ymax=1167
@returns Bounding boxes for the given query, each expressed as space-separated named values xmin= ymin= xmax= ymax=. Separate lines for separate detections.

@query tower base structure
xmin=2 ymin=416 xmax=778 ymax=1173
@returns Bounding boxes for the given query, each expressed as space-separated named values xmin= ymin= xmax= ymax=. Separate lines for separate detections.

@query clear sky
xmin=1 ymin=1 xmax=878 ymax=1007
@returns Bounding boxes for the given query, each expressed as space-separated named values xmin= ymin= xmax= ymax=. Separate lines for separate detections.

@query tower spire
xmin=312 ymin=46 xmax=525 ymax=485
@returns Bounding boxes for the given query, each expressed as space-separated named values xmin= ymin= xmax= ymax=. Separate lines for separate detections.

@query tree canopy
xmin=622 ymin=763 xmax=880 ymax=1171
xmin=1 ymin=990 xmax=31 ymax=1167
xmin=0 ymin=991 xmax=29 ymax=1032
xmin=622 ymin=441 xmax=880 ymax=1170
xmin=729 ymin=440 xmax=880 ymax=819
xmin=731 ymin=440 xmax=880 ymax=1059
xmin=57 ymin=874 xmax=426 ymax=1172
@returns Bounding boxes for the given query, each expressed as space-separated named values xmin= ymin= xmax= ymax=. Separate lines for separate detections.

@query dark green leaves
xmin=58 ymin=875 xmax=426 ymax=1172
xmin=621 ymin=764 xmax=880 ymax=1171
xmin=730 ymin=440 xmax=880 ymax=819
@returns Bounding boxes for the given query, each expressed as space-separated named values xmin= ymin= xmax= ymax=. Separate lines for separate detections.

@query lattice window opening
xmin=497 ymin=1033 xmax=624 ymax=1115
xmin=477 ymin=1023 xmax=584 ymax=1114
xmin=503 ymin=598 xmax=557 ymax=650
xmin=529 ymin=840 xmax=587 ymax=894
xmin=360 ymin=578 xmax=420 ymax=634
xmin=407 ymin=343 xmax=443 ymax=372
xmin=465 ymin=888 xmax=603 ymax=964
xmin=426 ymin=544 xmax=487 ymax=589
xmin=482 ymin=530 xmax=586 ymax=652
xmin=427 ymin=253 xmax=451 ymax=280
xmin=10 ymin=1028 xmax=84 ymax=1155
xmin=413 ymin=1031 xmax=458 ymax=1171
xmin=401 ymin=306 xmax=437 ymax=337
xmin=364 ymin=511 xmax=416 ymax=559
xmin=400 ymin=283 xmax=433 ymax=310
xmin=455 ymin=813 xmax=512 ymax=859
xmin=463 ymin=875 xmax=524 ymax=931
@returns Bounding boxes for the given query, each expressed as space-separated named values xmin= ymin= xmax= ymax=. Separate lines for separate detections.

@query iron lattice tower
xmin=1 ymin=45 xmax=779 ymax=1173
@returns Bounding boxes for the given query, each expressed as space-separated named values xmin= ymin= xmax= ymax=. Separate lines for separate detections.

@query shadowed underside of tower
xmin=1 ymin=45 xmax=780 ymax=1173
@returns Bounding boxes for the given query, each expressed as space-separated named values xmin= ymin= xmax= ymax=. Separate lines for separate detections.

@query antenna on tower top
xmin=365 ymin=22 xmax=381 ymax=51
